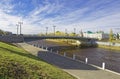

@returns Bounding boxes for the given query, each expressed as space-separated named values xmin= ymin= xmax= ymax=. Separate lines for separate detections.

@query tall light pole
xmin=74 ymin=28 xmax=76 ymax=34
xmin=53 ymin=26 xmax=56 ymax=36
xmin=18 ymin=21 xmax=23 ymax=35
xmin=16 ymin=24 xmax=19 ymax=35
xmin=80 ymin=29 xmax=83 ymax=37
xmin=65 ymin=28 xmax=67 ymax=36
xmin=46 ymin=27 xmax=48 ymax=36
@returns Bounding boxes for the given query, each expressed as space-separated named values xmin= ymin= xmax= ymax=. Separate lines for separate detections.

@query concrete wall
xmin=0 ymin=35 xmax=24 ymax=43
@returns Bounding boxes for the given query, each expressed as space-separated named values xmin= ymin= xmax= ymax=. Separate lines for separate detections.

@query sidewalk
xmin=18 ymin=43 xmax=120 ymax=79
xmin=18 ymin=43 xmax=47 ymax=56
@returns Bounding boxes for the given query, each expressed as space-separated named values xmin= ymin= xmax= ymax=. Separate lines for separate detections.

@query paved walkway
xmin=18 ymin=43 xmax=120 ymax=79
xmin=17 ymin=43 xmax=47 ymax=56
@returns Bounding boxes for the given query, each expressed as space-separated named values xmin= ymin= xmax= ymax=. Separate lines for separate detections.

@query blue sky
xmin=0 ymin=0 xmax=120 ymax=34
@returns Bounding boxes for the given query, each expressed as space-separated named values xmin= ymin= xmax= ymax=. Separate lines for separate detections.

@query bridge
xmin=0 ymin=35 xmax=97 ymax=43
xmin=23 ymin=35 xmax=98 ymax=42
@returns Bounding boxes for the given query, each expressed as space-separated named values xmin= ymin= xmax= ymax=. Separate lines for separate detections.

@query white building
xmin=83 ymin=31 xmax=109 ymax=40
xmin=118 ymin=33 xmax=120 ymax=39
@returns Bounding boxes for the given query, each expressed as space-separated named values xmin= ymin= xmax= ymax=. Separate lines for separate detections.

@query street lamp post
xmin=80 ymin=29 xmax=83 ymax=37
xmin=53 ymin=26 xmax=56 ymax=36
xmin=46 ymin=27 xmax=48 ymax=36
xmin=74 ymin=28 xmax=76 ymax=36
xmin=74 ymin=28 xmax=76 ymax=34
xmin=16 ymin=24 xmax=19 ymax=35
xmin=65 ymin=29 xmax=67 ymax=36
xmin=18 ymin=21 xmax=23 ymax=35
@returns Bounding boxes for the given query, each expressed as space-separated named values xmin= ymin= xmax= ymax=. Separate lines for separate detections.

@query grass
xmin=46 ymin=39 xmax=72 ymax=45
xmin=112 ymin=40 xmax=120 ymax=43
xmin=98 ymin=45 xmax=120 ymax=51
xmin=99 ymin=39 xmax=120 ymax=43
xmin=46 ymin=39 xmax=78 ymax=46
xmin=0 ymin=42 xmax=76 ymax=79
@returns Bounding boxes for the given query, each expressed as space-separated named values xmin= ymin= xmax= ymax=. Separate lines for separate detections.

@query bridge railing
xmin=23 ymin=35 xmax=97 ymax=39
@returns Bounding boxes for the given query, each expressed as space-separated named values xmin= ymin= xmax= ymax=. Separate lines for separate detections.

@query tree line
xmin=0 ymin=29 xmax=12 ymax=35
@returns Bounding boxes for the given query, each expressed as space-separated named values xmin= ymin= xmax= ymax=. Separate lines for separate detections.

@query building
xmin=116 ymin=33 xmax=120 ymax=40
xmin=119 ymin=33 xmax=120 ymax=39
xmin=83 ymin=31 xmax=109 ymax=40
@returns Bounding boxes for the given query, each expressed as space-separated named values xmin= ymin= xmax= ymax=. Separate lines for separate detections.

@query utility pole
xmin=53 ymin=26 xmax=56 ymax=36
xmin=16 ymin=24 xmax=19 ymax=35
xmin=46 ymin=27 xmax=48 ymax=36
xmin=18 ymin=21 xmax=23 ymax=35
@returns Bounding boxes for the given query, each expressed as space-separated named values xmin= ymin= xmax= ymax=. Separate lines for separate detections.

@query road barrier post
xmin=64 ymin=52 xmax=66 ymax=57
xmin=46 ymin=47 xmax=47 ymax=50
xmin=73 ymin=54 xmax=76 ymax=60
xmin=102 ymin=62 xmax=105 ymax=70
xmin=85 ymin=58 xmax=88 ymax=64
xmin=57 ymin=51 xmax=59 ymax=54
xmin=42 ymin=46 xmax=44 ymax=49
xmin=51 ymin=49 xmax=52 ymax=52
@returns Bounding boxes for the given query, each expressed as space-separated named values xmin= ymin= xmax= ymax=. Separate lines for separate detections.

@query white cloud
xmin=0 ymin=0 xmax=120 ymax=34
xmin=0 ymin=0 xmax=15 ymax=13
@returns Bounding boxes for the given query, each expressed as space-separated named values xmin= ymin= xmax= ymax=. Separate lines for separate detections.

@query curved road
xmin=18 ymin=42 xmax=120 ymax=79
